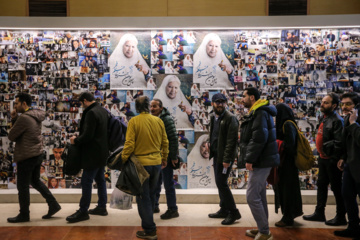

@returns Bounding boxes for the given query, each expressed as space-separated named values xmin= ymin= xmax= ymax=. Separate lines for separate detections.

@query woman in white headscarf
xmin=111 ymin=104 xmax=121 ymax=116
xmin=192 ymin=98 xmax=201 ymax=111
xmin=153 ymin=75 xmax=194 ymax=129
xmin=167 ymin=39 xmax=176 ymax=52
xmin=194 ymin=119 xmax=203 ymax=131
xmin=126 ymin=91 xmax=134 ymax=102
xmin=147 ymin=77 xmax=156 ymax=90
xmin=110 ymin=33 xmax=150 ymax=89
xmin=187 ymin=134 xmax=215 ymax=188
xmin=151 ymin=39 xmax=159 ymax=52
xmin=186 ymin=31 xmax=196 ymax=44
xmin=165 ymin=62 xmax=175 ymax=74
xmin=191 ymin=84 xmax=201 ymax=98
xmin=184 ymin=54 xmax=193 ymax=66
xmin=193 ymin=33 xmax=234 ymax=89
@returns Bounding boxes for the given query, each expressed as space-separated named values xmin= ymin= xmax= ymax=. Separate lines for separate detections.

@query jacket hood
xmin=24 ymin=109 xmax=45 ymax=122
xmin=160 ymin=107 xmax=171 ymax=117
xmin=257 ymin=104 xmax=277 ymax=117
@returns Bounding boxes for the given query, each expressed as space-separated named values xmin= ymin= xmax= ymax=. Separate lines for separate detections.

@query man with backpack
xmin=303 ymin=93 xmax=346 ymax=226
xmin=66 ymin=92 xmax=109 ymax=223
xmin=240 ymin=87 xmax=279 ymax=240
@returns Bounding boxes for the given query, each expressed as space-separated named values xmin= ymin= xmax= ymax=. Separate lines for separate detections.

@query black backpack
xmin=106 ymin=109 xmax=127 ymax=152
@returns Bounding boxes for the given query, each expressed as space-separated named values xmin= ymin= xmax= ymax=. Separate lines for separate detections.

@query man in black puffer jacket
xmin=240 ymin=87 xmax=279 ymax=240
xmin=151 ymin=98 xmax=179 ymax=220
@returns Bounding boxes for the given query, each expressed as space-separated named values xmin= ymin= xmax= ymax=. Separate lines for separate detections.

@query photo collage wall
xmin=0 ymin=28 xmax=359 ymax=191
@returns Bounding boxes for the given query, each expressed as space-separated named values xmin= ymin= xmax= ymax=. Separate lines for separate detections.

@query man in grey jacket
xmin=7 ymin=93 xmax=60 ymax=223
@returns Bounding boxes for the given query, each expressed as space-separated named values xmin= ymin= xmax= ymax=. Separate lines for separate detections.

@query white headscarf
xmin=167 ymin=40 xmax=176 ymax=52
xmin=184 ymin=54 xmax=193 ymax=66
xmin=187 ymin=134 xmax=215 ymax=188
xmin=193 ymin=33 xmax=234 ymax=89
xmin=153 ymin=75 xmax=193 ymax=129
xmin=194 ymin=120 xmax=203 ymax=131
xmin=110 ymin=33 xmax=150 ymax=89
xmin=165 ymin=62 xmax=175 ymax=74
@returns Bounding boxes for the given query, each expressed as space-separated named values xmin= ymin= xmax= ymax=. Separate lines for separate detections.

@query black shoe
xmin=334 ymin=228 xmax=360 ymax=238
xmin=42 ymin=202 xmax=61 ymax=219
xmin=7 ymin=214 xmax=30 ymax=223
xmin=66 ymin=210 xmax=89 ymax=223
xmin=160 ymin=209 xmax=179 ymax=220
xmin=303 ymin=212 xmax=326 ymax=222
xmin=136 ymin=230 xmax=157 ymax=240
xmin=208 ymin=209 xmax=228 ymax=219
xmin=88 ymin=206 xmax=108 ymax=216
xmin=325 ymin=215 xmax=347 ymax=226
xmin=153 ymin=206 xmax=160 ymax=214
xmin=221 ymin=210 xmax=241 ymax=225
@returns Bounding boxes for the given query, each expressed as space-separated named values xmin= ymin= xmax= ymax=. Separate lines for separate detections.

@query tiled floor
xmin=0 ymin=203 xmax=352 ymax=239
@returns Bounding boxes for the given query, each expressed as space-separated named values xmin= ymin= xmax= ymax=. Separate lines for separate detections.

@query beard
xmin=213 ymin=106 xmax=225 ymax=115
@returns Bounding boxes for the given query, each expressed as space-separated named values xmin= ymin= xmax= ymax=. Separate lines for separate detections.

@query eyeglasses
xmin=340 ymin=102 xmax=354 ymax=107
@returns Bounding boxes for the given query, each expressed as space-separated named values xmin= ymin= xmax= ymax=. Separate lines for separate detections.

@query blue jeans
xmin=342 ymin=164 xmax=360 ymax=230
xmin=79 ymin=167 xmax=107 ymax=213
xmin=155 ymin=163 xmax=177 ymax=211
xmin=246 ymin=167 xmax=271 ymax=235
xmin=136 ymin=165 xmax=161 ymax=233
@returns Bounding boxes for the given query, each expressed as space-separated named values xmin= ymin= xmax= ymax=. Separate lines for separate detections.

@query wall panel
xmin=168 ymin=0 xmax=267 ymax=16
xmin=0 ymin=0 xmax=27 ymax=16
xmin=68 ymin=0 xmax=168 ymax=17
xmin=309 ymin=0 xmax=360 ymax=15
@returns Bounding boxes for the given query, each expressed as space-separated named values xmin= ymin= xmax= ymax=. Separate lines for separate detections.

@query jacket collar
xmin=83 ymin=102 xmax=99 ymax=115
xmin=249 ymin=99 xmax=269 ymax=114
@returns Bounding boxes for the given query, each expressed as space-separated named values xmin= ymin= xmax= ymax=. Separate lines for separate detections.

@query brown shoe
xmin=275 ymin=220 xmax=293 ymax=227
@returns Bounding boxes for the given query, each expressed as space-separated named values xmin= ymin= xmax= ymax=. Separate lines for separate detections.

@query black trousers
xmin=213 ymin=159 xmax=237 ymax=213
xmin=17 ymin=155 xmax=57 ymax=216
xmin=316 ymin=157 xmax=346 ymax=217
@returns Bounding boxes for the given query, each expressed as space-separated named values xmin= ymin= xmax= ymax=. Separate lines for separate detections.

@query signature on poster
xmin=112 ymin=61 xmax=135 ymax=86
xmin=195 ymin=62 xmax=218 ymax=86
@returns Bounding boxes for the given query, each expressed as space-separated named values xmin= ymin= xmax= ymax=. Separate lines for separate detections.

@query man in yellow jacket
xmin=122 ymin=96 xmax=169 ymax=240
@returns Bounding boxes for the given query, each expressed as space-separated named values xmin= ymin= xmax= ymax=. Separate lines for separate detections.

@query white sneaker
xmin=245 ymin=229 xmax=259 ymax=238
xmin=254 ymin=231 xmax=273 ymax=240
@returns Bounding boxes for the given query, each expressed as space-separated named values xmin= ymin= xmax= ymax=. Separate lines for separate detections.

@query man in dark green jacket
xmin=151 ymin=98 xmax=179 ymax=220
xmin=208 ymin=93 xmax=241 ymax=225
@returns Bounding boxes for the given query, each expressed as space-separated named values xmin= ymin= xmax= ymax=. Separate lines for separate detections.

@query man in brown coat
xmin=7 ymin=93 xmax=61 ymax=223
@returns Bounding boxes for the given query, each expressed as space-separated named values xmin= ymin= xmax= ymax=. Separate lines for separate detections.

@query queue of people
xmin=6 ymin=90 xmax=360 ymax=240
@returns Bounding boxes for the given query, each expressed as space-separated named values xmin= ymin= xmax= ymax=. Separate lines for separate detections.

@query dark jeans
xmin=136 ymin=165 xmax=161 ymax=233
xmin=17 ymin=155 xmax=57 ymax=216
xmin=213 ymin=159 xmax=237 ymax=213
xmin=342 ymin=164 xmax=360 ymax=230
xmin=155 ymin=163 xmax=177 ymax=211
xmin=316 ymin=157 xmax=346 ymax=217
xmin=79 ymin=167 xmax=107 ymax=213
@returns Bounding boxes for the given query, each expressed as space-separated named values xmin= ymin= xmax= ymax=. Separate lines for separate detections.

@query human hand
xmin=246 ymin=163 xmax=253 ymax=171
xmin=337 ymin=159 xmax=344 ymax=171
xmin=349 ymin=109 xmax=358 ymax=125
xmin=172 ymin=159 xmax=178 ymax=167
xmin=161 ymin=160 xmax=167 ymax=169
xmin=10 ymin=110 xmax=17 ymax=119
xmin=70 ymin=136 xmax=76 ymax=145
xmin=179 ymin=104 xmax=192 ymax=115
xmin=223 ymin=162 xmax=230 ymax=169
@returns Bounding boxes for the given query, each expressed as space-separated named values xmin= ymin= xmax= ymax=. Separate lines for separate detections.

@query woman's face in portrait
xmin=123 ymin=40 xmax=136 ymax=58
xmin=200 ymin=141 xmax=209 ymax=158
xmin=40 ymin=166 xmax=45 ymax=174
xmin=51 ymin=178 xmax=57 ymax=187
xmin=59 ymin=179 xmax=66 ymax=188
xmin=73 ymin=41 xmax=79 ymax=49
xmin=166 ymin=81 xmax=180 ymax=99
xmin=206 ymin=40 xmax=220 ymax=58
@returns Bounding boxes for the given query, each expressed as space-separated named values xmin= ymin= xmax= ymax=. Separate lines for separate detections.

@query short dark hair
xmin=326 ymin=92 xmax=340 ymax=109
xmin=15 ymin=92 xmax=32 ymax=106
xmin=78 ymin=92 xmax=95 ymax=102
xmin=152 ymin=98 xmax=163 ymax=108
xmin=244 ymin=87 xmax=260 ymax=101
xmin=135 ymin=96 xmax=150 ymax=113
xmin=341 ymin=92 xmax=359 ymax=106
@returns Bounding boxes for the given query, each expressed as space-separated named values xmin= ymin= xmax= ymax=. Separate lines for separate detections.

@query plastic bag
xmin=110 ymin=187 xmax=133 ymax=210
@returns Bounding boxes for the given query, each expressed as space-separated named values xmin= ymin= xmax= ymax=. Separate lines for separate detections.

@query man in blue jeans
xmin=151 ymin=98 xmax=179 ymax=219
xmin=122 ymin=96 xmax=169 ymax=240
xmin=66 ymin=92 xmax=109 ymax=223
